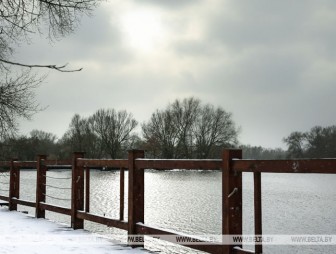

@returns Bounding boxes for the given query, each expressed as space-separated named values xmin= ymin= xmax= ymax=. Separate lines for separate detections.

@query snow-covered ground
xmin=0 ymin=207 xmax=146 ymax=254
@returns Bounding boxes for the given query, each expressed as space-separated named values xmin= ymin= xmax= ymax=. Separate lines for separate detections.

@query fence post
xmin=120 ymin=167 xmax=125 ymax=221
xmin=254 ymin=172 xmax=263 ymax=254
xmin=222 ymin=149 xmax=243 ymax=254
xmin=36 ymin=155 xmax=47 ymax=218
xmin=71 ymin=152 xmax=85 ymax=229
xmin=9 ymin=159 xmax=19 ymax=211
xmin=128 ymin=150 xmax=145 ymax=246
xmin=85 ymin=166 xmax=90 ymax=213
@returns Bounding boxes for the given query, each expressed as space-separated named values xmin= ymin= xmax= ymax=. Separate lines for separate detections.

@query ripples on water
xmin=7 ymin=170 xmax=336 ymax=254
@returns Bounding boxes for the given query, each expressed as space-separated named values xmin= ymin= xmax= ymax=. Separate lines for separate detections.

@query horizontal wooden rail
xmin=45 ymin=160 xmax=72 ymax=166
xmin=11 ymin=198 xmax=36 ymax=208
xmin=13 ymin=161 xmax=37 ymax=168
xmin=77 ymin=159 xmax=128 ymax=169
xmin=0 ymin=161 xmax=10 ymax=167
xmin=136 ymin=223 xmax=223 ymax=254
xmin=232 ymin=159 xmax=336 ymax=174
xmin=46 ymin=165 xmax=72 ymax=170
xmin=76 ymin=211 xmax=128 ymax=230
xmin=0 ymin=160 xmax=72 ymax=170
xmin=0 ymin=195 xmax=9 ymax=202
xmin=40 ymin=202 xmax=71 ymax=216
xmin=136 ymin=159 xmax=222 ymax=170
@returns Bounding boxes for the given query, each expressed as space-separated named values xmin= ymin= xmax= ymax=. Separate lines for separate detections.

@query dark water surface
xmin=3 ymin=170 xmax=336 ymax=254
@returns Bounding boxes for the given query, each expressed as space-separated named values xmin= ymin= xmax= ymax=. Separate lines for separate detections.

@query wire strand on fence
xmin=44 ymin=175 xmax=72 ymax=180
xmin=0 ymin=188 xmax=9 ymax=192
xmin=42 ymin=193 xmax=71 ymax=201
xmin=0 ymin=181 xmax=9 ymax=185
xmin=0 ymin=174 xmax=9 ymax=178
xmin=43 ymin=184 xmax=71 ymax=190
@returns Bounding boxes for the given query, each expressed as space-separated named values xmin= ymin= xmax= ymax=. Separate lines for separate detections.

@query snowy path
xmin=0 ymin=207 xmax=146 ymax=254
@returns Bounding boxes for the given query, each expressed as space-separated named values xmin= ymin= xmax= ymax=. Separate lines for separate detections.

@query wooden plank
xmin=136 ymin=223 xmax=223 ymax=254
xmin=77 ymin=159 xmax=128 ymax=169
xmin=223 ymin=149 xmax=243 ymax=254
xmin=136 ymin=159 xmax=222 ymax=170
xmin=71 ymin=152 xmax=85 ymax=229
xmin=11 ymin=198 xmax=36 ymax=208
xmin=128 ymin=150 xmax=145 ymax=237
xmin=254 ymin=172 xmax=262 ymax=254
xmin=47 ymin=165 xmax=72 ymax=170
xmin=0 ymin=195 xmax=9 ymax=202
xmin=0 ymin=161 xmax=10 ymax=168
xmin=36 ymin=155 xmax=47 ymax=218
xmin=13 ymin=161 xmax=37 ymax=169
xmin=120 ymin=167 xmax=124 ymax=220
xmin=45 ymin=159 xmax=72 ymax=166
xmin=85 ymin=167 xmax=90 ymax=213
xmin=9 ymin=160 xmax=19 ymax=211
xmin=233 ymin=159 xmax=336 ymax=174
xmin=40 ymin=202 xmax=71 ymax=215
xmin=76 ymin=211 xmax=128 ymax=230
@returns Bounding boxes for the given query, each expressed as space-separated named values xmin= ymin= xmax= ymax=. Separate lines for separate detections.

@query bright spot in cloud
xmin=120 ymin=9 xmax=167 ymax=53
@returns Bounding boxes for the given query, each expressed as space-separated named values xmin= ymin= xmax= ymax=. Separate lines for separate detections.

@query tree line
xmin=283 ymin=126 xmax=336 ymax=158
xmin=2 ymin=2 xmax=334 ymax=161
xmin=1 ymin=97 xmax=335 ymax=161
xmin=0 ymin=97 xmax=239 ymax=160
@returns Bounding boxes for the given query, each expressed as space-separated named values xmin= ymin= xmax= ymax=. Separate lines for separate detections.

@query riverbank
xmin=0 ymin=207 xmax=145 ymax=254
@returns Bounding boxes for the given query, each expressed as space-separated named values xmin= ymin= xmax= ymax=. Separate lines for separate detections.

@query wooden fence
xmin=1 ymin=149 xmax=336 ymax=254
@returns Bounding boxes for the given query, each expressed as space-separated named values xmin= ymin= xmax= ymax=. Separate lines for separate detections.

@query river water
xmin=2 ymin=169 xmax=336 ymax=254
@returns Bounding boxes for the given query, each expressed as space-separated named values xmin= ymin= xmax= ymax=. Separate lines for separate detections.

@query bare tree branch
xmin=0 ymin=69 xmax=44 ymax=138
xmin=0 ymin=0 xmax=101 ymax=137
xmin=0 ymin=58 xmax=83 ymax=72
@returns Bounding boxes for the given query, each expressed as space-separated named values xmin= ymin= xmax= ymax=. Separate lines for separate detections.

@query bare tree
xmin=171 ymin=97 xmax=200 ymax=158
xmin=0 ymin=70 xmax=43 ymax=138
xmin=89 ymin=109 xmax=138 ymax=159
xmin=0 ymin=0 xmax=100 ymax=71
xmin=0 ymin=0 xmax=101 ymax=138
xmin=194 ymin=104 xmax=238 ymax=158
xmin=283 ymin=131 xmax=307 ymax=158
xmin=284 ymin=125 xmax=336 ymax=158
xmin=142 ymin=109 xmax=179 ymax=158
xmin=142 ymin=97 xmax=239 ymax=159
xmin=61 ymin=114 xmax=102 ymax=158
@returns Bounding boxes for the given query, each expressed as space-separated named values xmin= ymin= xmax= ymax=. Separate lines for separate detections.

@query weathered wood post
xmin=128 ymin=150 xmax=145 ymax=246
xmin=71 ymin=152 xmax=85 ymax=229
xmin=9 ymin=159 xmax=19 ymax=211
xmin=85 ymin=166 xmax=90 ymax=213
xmin=254 ymin=172 xmax=263 ymax=254
xmin=222 ymin=149 xmax=243 ymax=254
xmin=120 ymin=167 xmax=125 ymax=221
xmin=36 ymin=155 xmax=47 ymax=218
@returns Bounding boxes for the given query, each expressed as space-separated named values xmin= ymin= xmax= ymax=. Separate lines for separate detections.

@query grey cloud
xmin=17 ymin=0 xmax=336 ymax=149
xmin=17 ymin=5 xmax=132 ymax=66
xmin=207 ymin=0 xmax=330 ymax=50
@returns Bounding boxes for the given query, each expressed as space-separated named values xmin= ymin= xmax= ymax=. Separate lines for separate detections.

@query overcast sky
xmin=17 ymin=0 xmax=336 ymax=148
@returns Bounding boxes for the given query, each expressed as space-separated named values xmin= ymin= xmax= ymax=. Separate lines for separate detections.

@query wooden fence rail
xmin=1 ymin=149 xmax=336 ymax=254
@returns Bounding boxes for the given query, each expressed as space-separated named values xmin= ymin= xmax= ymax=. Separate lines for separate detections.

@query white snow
xmin=0 ymin=207 xmax=146 ymax=254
